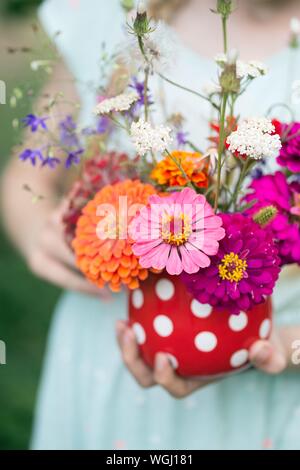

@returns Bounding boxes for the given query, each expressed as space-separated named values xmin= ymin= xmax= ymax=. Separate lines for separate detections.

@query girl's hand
xmin=116 ymin=321 xmax=288 ymax=398
xmin=27 ymin=202 xmax=111 ymax=299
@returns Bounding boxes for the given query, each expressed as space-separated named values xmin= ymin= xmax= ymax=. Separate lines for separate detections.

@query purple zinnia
xmin=244 ymin=171 xmax=300 ymax=265
xmin=22 ymin=114 xmax=48 ymax=132
xmin=182 ymin=213 xmax=280 ymax=314
xmin=277 ymin=121 xmax=300 ymax=172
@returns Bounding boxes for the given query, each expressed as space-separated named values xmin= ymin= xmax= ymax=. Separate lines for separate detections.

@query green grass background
xmin=0 ymin=3 xmax=60 ymax=449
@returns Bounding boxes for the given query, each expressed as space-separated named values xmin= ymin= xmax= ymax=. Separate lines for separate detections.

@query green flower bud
xmin=217 ymin=0 xmax=234 ymax=19
xmin=133 ymin=3 xmax=150 ymax=37
xmin=253 ymin=205 xmax=278 ymax=227
xmin=219 ymin=64 xmax=240 ymax=93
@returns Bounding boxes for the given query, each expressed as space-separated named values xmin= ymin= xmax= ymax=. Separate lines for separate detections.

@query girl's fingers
xmin=41 ymin=227 xmax=77 ymax=268
xmin=153 ymin=353 xmax=211 ymax=398
xmin=29 ymin=249 xmax=103 ymax=296
xmin=249 ymin=339 xmax=287 ymax=374
xmin=117 ymin=323 xmax=155 ymax=388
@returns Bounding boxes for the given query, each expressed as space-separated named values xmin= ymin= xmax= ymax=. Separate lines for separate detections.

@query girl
xmin=2 ymin=0 xmax=300 ymax=450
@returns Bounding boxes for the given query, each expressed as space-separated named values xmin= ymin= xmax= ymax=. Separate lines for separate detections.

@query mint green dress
xmin=32 ymin=0 xmax=300 ymax=450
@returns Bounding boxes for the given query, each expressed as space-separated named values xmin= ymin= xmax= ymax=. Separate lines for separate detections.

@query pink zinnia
xmin=131 ymin=188 xmax=225 ymax=275
xmin=244 ymin=171 xmax=300 ymax=265
xmin=182 ymin=213 xmax=281 ymax=314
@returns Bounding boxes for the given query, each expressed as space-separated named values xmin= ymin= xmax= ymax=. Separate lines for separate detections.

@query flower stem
xmin=165 ymin=149 xmax=194 ymax=189
xmin=158 ymin=73 xmax=220 ymax=111
xmin=214 ymin=92 xmax=228 ymax=211
xmin=144 ymin=66 xmax=150 ymax=121
xmin=222 ymin=16 xmax=228 ymax=54
xmin=229 ymin=159 xmax=255 ymax=211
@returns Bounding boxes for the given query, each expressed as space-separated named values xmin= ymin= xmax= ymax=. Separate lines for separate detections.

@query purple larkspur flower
xmin=19 ymin=148 xmax=43 ymax=165
xmin=244 ymin=171 xmax=300 ymax=265
xmin=59 ymin=115 xmax=79 ymax=147
xmin=81 ymin=117 xmax=110 ymax=136
xmin=277 ymin=122 xmax=300 ymax=173
xmin=176 ymin=130 xmax=189 ymax=147
xmin=96 ymin=116 xmax=110 ymax=134
xmin=41 ymin=156 xmax=61 ymax=169
xmin=22 ymin=114 xmax=48 ymax=132
xmin=129 ymin=77 xmax=153 ymax=111
xmin=182 ymin=213 xmax=280 ymax=314
xmin=65 ymin=149 xmax=84 ymax=168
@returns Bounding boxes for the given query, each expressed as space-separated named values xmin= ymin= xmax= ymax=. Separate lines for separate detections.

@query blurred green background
xmin=0 ymin=0 xmax=61 ymax=450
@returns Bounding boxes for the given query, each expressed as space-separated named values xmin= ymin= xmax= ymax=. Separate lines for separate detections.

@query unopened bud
xmin=216 ymin=0 xmax=234 ymax=19
xmin=220 ymin=64 xmax=240 ymax=93
xmin=133 ymin=2 xmax=150 ymax=37
xmin=253 ymin=205 xmax=278 ymax=227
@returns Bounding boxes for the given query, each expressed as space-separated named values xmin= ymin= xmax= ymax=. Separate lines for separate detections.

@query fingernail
xmin=155 ymin=354 xmax=167 ymax=371
xmin=115 ymin=321 xmax=124 ymax=336
xmin=124 ymin=330 xmax=133 ymax=345
xmin=256 ymin=344 xmax=271 ymax=363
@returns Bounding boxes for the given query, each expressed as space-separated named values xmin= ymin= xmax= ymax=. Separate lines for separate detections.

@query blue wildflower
xmin=19 ymin=148 xmax=43 ymax=165
xmin=129 ymin=77 xmax=153 ymax=110
xmin=96 ymin=116 xmax=110 ymax=134
xmin=41 ymin=156 xmax=61 ymax=169
xmin=22 ymin=114 xmax=48 ymax=132
xmin=65 ymin=149 xmax=84 ymax=168
xmin=176 ymin=130 xmax=189 ymax=147
xmin=59 ymin=115 xmax=79 ymax=147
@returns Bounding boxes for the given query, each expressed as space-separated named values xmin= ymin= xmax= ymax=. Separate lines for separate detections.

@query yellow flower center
xmin=218 ymin=252 xmax=247 ymax=283
xmin=161 ymin=213 xmax=192 ymax=246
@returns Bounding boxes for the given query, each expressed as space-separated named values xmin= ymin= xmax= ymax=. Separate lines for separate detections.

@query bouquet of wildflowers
xmin=17 ymin=0 xmax=300 ymax=318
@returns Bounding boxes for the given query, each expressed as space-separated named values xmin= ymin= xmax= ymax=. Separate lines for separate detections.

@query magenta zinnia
xmin=182 ymin=213 xmax=280 ymax=314
xmin=131 ymin=188 xmax=225 ymax=275
xmin=244 ymin=171 xmax=300 ymax=265
xmin=277 ymin=121 xmax=300 ymax=173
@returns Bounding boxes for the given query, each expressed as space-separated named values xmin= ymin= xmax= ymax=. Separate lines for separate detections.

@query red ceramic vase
xmin=128 ymin=272 xmax=272 ymax=377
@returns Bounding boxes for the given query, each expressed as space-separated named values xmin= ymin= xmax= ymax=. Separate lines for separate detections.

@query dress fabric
xmin=31 ymin=0 xmax=300 ymax=450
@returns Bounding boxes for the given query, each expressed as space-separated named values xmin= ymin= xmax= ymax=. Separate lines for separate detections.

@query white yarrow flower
xmin=290 ymin=17 xmax=300 ymax=35
xmin=215 ymin=53 xmax=268 ymax=79
xmin=202 ymin=81 xmax=222 ymax=96
xmin=214 ymin=53 xmax=227 ymax=65
xmin=226 ymin=117 xmax=282 ymax=160
xmin=130 ymin=119 xmax=173 ymax=155
xmin=94 ymin=91 xmax=138 ymax=115
xmin=236 ymin=60 xmax=268 ymax=79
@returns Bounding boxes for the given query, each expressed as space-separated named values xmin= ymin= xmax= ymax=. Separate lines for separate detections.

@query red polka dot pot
xmin=128 ymin=273 xmax=272 ymax=378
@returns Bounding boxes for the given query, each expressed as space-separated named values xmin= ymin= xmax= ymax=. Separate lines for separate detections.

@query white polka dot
xmin=153 ymin=315 xmax=174 ymax=337
xmin=228 ymin=312 xmax=248 ymax=332
xmin=132 ymin=322 xmax=146 ymax=345
xmin=190 ymin=299 xmax=212 ymax=318
xmin=166 ymin=353 xmax=178 ymax=369
xmin=259 ymin=319 xmax=271 ymax=339
xmin=194 ymin=331 xmax=217 ymax=352
xmin=230 ymin=349 xmax=249 ymax=368
xmin=155 ymin=278 xmax=175 ymax=301
xmin=132 ymin=289 xmax=144 ymax=309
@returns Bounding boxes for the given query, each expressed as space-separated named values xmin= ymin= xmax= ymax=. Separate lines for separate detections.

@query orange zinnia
xmin=72 ymin=180 xmax=156 ymax=292
xmin=150 ymin=150 xmax=209 ymax=188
